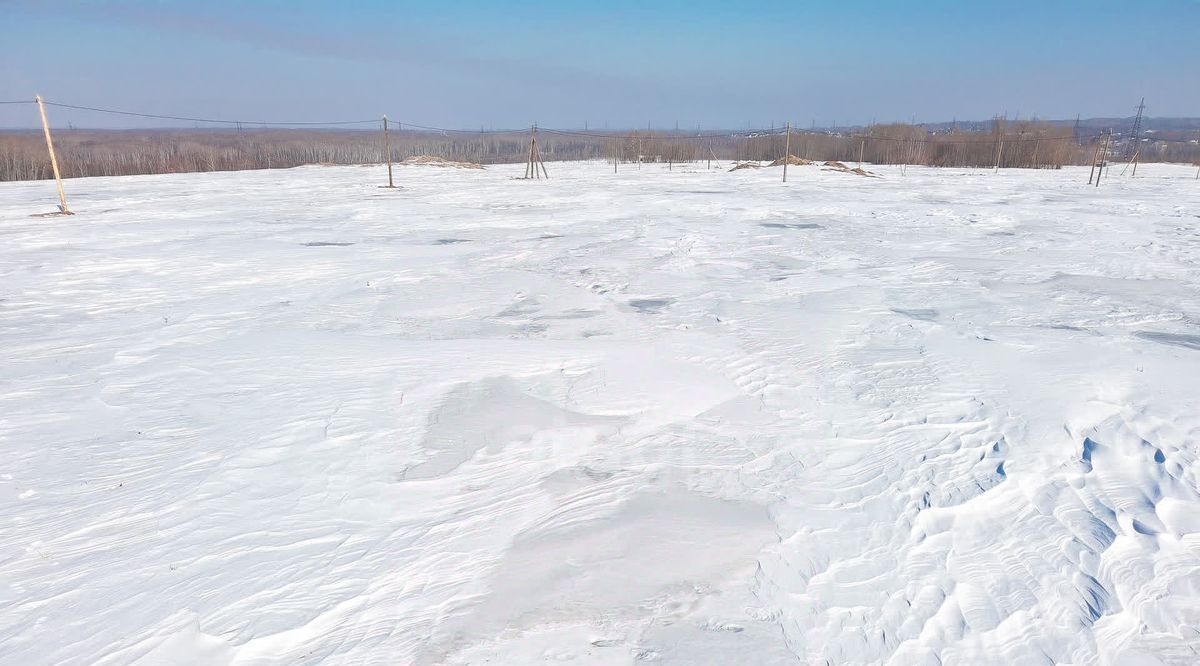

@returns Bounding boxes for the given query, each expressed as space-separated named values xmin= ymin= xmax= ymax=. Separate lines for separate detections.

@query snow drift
xmin=1 ymin=161 xmax=1198 ymax=665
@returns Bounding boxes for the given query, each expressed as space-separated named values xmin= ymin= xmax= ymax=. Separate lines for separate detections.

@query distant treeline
xmin=612 ymin=121 xmax=1087 ymax=168
xmin=2 ymin=120 xmax=1197 ymax=181
xmin=0 ymin=129 xmax=546 ymax=181
xmin=613 ymin=120 xmax=1200 ymax=168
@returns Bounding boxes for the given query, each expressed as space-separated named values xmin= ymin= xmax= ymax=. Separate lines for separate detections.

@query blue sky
xmin=2 ymin=0 xmax=1197 ymax=129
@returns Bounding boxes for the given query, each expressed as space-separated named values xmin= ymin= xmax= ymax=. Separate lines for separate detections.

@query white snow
xmin=2 ymin=161 xmax=1199 ymax=665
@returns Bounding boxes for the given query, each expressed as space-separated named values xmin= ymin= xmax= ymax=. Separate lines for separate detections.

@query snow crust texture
xmin=2 ymin=162 xmax=1199 ymax=665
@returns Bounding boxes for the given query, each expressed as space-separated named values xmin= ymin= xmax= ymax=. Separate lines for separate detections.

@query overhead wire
xmin=10 ymin=98 xmax=1197 ymax=146
xmin=41 ymin=101 xmax=379 ymax=127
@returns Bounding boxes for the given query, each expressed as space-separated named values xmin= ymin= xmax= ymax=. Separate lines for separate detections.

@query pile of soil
xmin=729 ymin=162 xmax=763 ymax=171
xmin=401 ymin=155 xmax=484 ymax=169
xmin=770 ymin=155 xmax=814 ymax=167
xmin=819 ymin=160 xmax=877 ymax=177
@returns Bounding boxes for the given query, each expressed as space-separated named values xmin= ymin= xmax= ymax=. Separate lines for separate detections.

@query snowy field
xmin=2 ymin=160 xmax=1199 ymax=665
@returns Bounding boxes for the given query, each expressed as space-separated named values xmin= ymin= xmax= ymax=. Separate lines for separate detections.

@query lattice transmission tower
xmin=1127 ymin=98 xmax=1146 ymax=158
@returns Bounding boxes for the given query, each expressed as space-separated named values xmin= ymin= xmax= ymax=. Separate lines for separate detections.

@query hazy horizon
xmin=2 ymin=0 xmax=1197 ymax=130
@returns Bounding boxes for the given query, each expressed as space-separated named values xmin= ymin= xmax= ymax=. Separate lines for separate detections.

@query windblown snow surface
xmin=2 ymin=161 xmax=1200 ymax=666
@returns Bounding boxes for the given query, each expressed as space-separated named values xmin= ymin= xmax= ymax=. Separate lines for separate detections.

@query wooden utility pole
xmin=1095 ymin=130 xmax=1112 ymax=187
xmin=522 ymin=123 xmax=548 ymax=180
xmin=783 ymin=122 xmax=792 ymax=182
xmin=524 ymin=125 xmax=535 ymax=178
xmin=382 ymin=115 xmax=395 ymax=188
xmin=34 ymin=95 xmax=72 ymax=215
xmin=538 ymin=129 xmax=548 ymax=178
xmin=1120 ymin=149 xmax=1141 ymax=177
xmin=994 ymin=137 xmax=1004 ymax=173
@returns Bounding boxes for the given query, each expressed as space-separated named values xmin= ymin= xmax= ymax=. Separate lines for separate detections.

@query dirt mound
xmin=729 ymin=162 xmax=763 ymax=171
xmin=401 ymin=155 xmax=484 ymax=169
xmin=770 ymin=155 xmax=813 ymax=167
xmin=818 ymin=160 xmax=877 ymax=177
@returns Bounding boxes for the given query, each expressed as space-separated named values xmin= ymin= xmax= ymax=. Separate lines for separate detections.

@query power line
xmin=540 ymin=127 xmax=780 ymax=141
xmin=387 ymin=120 xmax=529 ymax=134
xmin=39 ymin=99 xmax=528 ymax=133
xmin=12 ymin=98 xmax=1198 ymax=146
xmin=544 ymin=126 xmax=1115 ymax=145
xmin=41 ymin=101 xmax=380 ymax=127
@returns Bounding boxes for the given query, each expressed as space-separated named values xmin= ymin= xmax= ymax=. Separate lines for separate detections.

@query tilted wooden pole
xmin=858 ymin=137 xmax=865 ymax=168
xmin=525 ymin=124 xmax=535 ymax=179
xmin=1104 ymin=131 xmax=1114 ymax=180
xmin=1088 ymin=137 xmax=1102 ymax=184
xmin=528 ymin=123 xmax=547 ymax=179
xmin=1099 ymin=131 xmax=1113 ymax=187
xmin=1120 ymin=149 xmax=1140 ymax=177
xmin=538 ymin=137 xmax=549 ymax=178
xmin=994 ymin=138 xmax=1004 ymax=173
xmin=783 ymin=122 xmax=791 ymax=183
xmin=1095 ymin=131 xmax=1112 ymax=188
xmin=382 ymin=115 xmax=394 ymax=188
xmin=35 ymin=95 xmax=72 ymax=215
